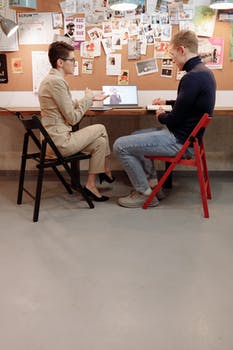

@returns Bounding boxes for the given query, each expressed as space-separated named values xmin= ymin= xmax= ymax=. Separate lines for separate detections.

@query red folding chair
xmin=143 ymin=113 xmax=212 ymax=218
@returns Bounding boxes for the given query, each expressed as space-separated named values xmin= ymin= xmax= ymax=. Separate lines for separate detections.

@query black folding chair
xmin=16 ymin=113 xmax=94 ymax=222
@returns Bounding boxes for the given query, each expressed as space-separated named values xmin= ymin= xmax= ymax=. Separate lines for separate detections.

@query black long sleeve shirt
xmin=158 ymin=56 xmax=216 ymax=144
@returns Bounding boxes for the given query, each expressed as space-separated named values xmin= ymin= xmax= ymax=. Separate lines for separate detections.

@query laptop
xmin=102 ymin=85 xmax=139 ymax=109
xmin=89 ymin=106 xmax=112 ymax=111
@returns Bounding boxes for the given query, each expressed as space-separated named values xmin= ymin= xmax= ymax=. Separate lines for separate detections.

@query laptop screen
xmin=103 ymin=85 xmax=138 ymax=106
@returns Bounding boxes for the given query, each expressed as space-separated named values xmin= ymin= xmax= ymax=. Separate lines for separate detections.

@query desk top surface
xmin=1 ymin=106 xmax=233 ymax=116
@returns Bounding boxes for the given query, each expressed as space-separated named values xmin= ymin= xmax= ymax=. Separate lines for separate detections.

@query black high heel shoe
xmin=83 ymin=186 xmax=109 ymax=202
xmin=99 ymin=173 xmax=116 ymax=184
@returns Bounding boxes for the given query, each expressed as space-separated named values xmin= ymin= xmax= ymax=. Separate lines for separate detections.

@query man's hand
xmin=155 ymin=108 xmax=165 ymax=122
xmin=152 ymin=97 xmax=166 ymax=105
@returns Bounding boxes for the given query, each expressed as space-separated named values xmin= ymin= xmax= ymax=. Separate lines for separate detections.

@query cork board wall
xmin=1 ymin=0 xmax=233 ymax=91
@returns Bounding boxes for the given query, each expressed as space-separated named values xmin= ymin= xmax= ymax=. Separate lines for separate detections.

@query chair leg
xmin=17 ymin=133 xmax=29 ymax=205
xmin=201 ymin=145 xmax=212 ymax=200
xmin=143 ymin=161 xmax=176 ymax=209
xmin=33 ymin=143 xmax=47 ymax=222
xmin=52 ymin=166 xmax=73 ymax=194
xmin=33 ymin=166 xmax=44 ymax=222
xmin=194 ymin=144 xmax=209 ymax=218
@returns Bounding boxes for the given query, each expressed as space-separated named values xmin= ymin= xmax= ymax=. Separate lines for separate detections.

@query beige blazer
xmin=38 ymin=68 xmax=93 ymax=156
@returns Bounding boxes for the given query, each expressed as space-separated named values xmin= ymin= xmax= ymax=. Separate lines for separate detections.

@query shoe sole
xmin=118 ymin=200 xmax=159 ymax=208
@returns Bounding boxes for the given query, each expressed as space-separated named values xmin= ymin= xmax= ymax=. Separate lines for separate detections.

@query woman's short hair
xmin=48 ymin=41 xmax=74 ymax=68
xmin=171 ymin=30 xmax=198 ymax=54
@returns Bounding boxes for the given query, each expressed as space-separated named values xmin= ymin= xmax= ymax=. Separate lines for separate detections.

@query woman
xmin=38 ymin=41 xmax=115 ymax=202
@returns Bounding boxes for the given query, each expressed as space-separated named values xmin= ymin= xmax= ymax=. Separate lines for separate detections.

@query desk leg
xmin=71 ymin=159 xmax=80 ymax=188
xmin=163 ymin=162 xmax=173 ymax=189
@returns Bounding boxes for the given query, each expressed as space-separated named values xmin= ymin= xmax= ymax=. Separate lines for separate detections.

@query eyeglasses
xmin=60 ymin=57 xmax=76 ymax=63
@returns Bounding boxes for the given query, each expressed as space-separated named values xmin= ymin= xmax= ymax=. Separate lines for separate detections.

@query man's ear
xmin=179 ymin=45 xmax=186 ymax=55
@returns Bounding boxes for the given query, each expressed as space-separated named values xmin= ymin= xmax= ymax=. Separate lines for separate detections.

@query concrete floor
xmin=0 ymin=172 xmax=233 ymax=350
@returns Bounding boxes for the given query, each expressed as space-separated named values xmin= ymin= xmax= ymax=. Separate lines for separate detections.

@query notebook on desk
xmin=102 ymin=85 xmax=139 ymax=109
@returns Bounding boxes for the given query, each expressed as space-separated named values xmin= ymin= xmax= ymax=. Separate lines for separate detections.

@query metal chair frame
xmin=16 ymin=113 xmax=94 ymax=222
xmin=143 ymin=113 xmax=212 ymax=218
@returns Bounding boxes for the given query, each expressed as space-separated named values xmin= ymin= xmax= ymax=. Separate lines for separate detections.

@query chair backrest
xmin=188 ymin=113 xmax=211 ymax=142
xmin=16 ymin=112 xmax=64 ymax=160
xmin=171 ymin=113 xmax=211 ymax=162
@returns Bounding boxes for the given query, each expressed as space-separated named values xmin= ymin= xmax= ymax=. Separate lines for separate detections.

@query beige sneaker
xmin=118 ymin=190 xmax=159 ymax=208
xmin=148 ymin=179 xmax=166 ymax=201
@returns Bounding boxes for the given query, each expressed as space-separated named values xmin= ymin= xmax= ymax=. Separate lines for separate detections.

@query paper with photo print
xmin=193 ymin=6 xmax=216 ymax=37
xmin=205 ymin=38 xmax=224 ymax=69
xmin=87 ymin=27 xmax=103 ymax=40
xmin=82 ymin=59 xmax=93 ymax=74
xmin=154 ymin=41 xmax=170 ymax=58
xmin=118 ymin=70 xmax=129 ymax=85
xmin=135 ymin=58 xmax=158 ymax=76
xmin=102 ymin=37 xmax=112 ymax=55
xmin=198 ymin=37 xmax=224 ymax=69
xmin=106 ymin=54 xmax=121 ymax=75
xmin=128 ymin=39 xmax=141 ymax=59
xmin=80 ymin=41 xmax=95 ymax=58
xmin=0 ymin=54 xmax=8 ymax=83
xmin=11 ymin=58 xmax=23 ymax=74
xmin=18 ymin=12 xmax=57 ymax=45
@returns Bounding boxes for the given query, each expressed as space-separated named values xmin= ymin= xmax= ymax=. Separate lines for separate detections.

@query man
xmin=113 ymin=30 xmax=216 ymax=208
xmin=64 ymin=22 xmax=75 ymax=39
xmin=38 ymin=41 xmax=113 ymax=202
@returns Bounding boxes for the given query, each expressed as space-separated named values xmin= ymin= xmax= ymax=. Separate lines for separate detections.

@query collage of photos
xmin=60 ymin=0 xmax=224 ymax=81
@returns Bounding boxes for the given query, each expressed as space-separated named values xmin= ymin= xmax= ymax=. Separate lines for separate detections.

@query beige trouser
xmin=68 ymin=124 xmax=111 ymax=173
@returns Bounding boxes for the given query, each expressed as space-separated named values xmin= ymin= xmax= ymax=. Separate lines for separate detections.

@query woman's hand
xmin=85 ymin=88 xmax=109 ymax=101
xmin=85 ymin=88 xmax=94 ymax=100
xmin=93 ymin=91 xmax=109 ymax=101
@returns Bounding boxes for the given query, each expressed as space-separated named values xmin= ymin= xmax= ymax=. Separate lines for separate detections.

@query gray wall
xmin=0 ymin=113 xmax=232 ymax=172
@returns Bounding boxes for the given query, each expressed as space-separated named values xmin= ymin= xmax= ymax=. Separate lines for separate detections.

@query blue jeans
xmin=113 ymin=127 xmax=194 ymax=193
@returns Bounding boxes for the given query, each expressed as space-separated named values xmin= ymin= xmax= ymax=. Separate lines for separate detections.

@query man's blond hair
xmin=171 ymin=30 xmax=198 ymax=54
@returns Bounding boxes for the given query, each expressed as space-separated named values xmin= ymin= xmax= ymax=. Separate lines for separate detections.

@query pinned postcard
xmin=118 ymin=70 xmax=129 ymax=85
xmin=135 ymin=58 xmax=158 ymax=76
xmin=11 ymin=58 xmax=23 ymax=74
xmin=82 ymin=59 xmax=93 ymax=74
xmin=106 ymin=54 xmax=121 ymax=75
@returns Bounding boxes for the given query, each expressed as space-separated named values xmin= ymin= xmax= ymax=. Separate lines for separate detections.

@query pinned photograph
xmin=102 ymin=37 xmax=112 ymax=55
xmin=128 ymin=39 xmax=141 ymax=59
xmin=82 ymin=59 xmax=93 ymax=74
xmin=102 ymin=22 xmax=112 ymax=37
xmin=154 ymin=41 xmax=170 ymax=58
xmin=112 ymin=33 xmax=122 ymax=50
xmin=64 ymin=17 xmax=85 ymax=49
xmin=118 ymin=69 xmax=129 ymax=85
xmin=135 ymin=58 xmax=158 ymax=76
xmin=0 ymin=54 xmax=8 ymax=83
xmin=87 ymin=27 xmax=102 ymax=40
xmin=162 ymin=58 xmax=173 ymax=67
xmin=106 ymin=54 xmax=121 ymax=75
xmin=52 ymin=13 xmax=63 ymax=29
xmin=161 ymin=68 xmax=173 ymax=78
xmin=11 ymin=58 xmax=23 ymax=74
xmin=80 ymin=41 xmax=95 ymax=58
